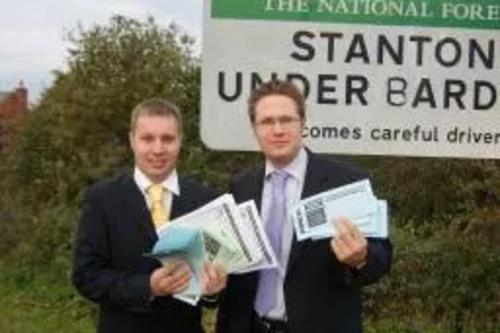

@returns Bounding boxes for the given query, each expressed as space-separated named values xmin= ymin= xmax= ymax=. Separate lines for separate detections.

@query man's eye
xmin=162 ymin=136 xmax=174 ymax=143
xmin=261 ymin=119 xmax=274 ymax=126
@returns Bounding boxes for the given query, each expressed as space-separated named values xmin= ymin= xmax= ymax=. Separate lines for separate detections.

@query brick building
xmin=0 ymin=81 xmax=28 ymax=150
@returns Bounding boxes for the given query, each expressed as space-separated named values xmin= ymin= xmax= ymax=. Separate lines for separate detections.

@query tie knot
xmin=148 ymin=184 xmax=164 ymax=201
xmin=271 ymin=169 xmax=289 ymax=187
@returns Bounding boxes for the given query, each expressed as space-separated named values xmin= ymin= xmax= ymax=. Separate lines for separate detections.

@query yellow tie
xmin=147 ymin=184 xmax=169 ymax=228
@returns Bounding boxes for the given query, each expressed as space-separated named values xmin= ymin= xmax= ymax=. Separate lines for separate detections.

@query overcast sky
xmin=0 ymin=0 xmax=203 ymax=102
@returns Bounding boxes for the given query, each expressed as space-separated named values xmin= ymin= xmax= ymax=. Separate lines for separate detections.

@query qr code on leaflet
xmin=304 ymin=200 xmax=327 ymax=228
xmin=203 ymin=232 xmax=221 ymax=261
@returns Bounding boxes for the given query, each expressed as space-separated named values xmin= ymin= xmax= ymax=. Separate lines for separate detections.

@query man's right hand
xmin=150 ymin=260 xmax=191 ymax=296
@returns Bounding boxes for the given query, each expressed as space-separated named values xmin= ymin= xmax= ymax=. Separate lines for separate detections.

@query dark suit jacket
xmin=72 ymin=173 xmax=218 ymax=333
xmin=216 ymin=151 xmax=392 ymax=333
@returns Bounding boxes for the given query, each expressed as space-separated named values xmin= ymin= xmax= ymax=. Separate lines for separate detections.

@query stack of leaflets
xmin=148 ymin=194 xmax=278 ymax=305
xmin=292 ymin=179 xmax=389 ymax=241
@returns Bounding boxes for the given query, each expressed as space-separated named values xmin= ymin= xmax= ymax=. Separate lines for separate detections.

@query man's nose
xmin=152 ymin=140 xmax=164 ymax=152
xmin=271 ymin=121 xmax=285 ymax=134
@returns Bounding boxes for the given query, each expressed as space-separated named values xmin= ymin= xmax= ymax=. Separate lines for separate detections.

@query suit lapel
xmin=170 ymin=178 xmax=189 ymax=220
xmin=287 ymin=153 xmax=329 ymax=276
xmin=247 ymin=167 xmax=265 ymax=210
xmin=241 ymin=167 xmax=265 ymax=290
xmin=119 ymin=174 xmax=158 ymax=244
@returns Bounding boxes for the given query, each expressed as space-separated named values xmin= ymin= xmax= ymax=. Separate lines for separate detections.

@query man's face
xmin=252 ymin=94 xmax=304 ymax=168
xmin=129 ymin=114 xmax=181 ymax=183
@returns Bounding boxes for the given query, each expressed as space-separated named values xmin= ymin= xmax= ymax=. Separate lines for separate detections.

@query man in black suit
xmin=72 ymin=98 xmax=226 ymax=333
xmin=216 ymin=80 xmax=392 ymax=333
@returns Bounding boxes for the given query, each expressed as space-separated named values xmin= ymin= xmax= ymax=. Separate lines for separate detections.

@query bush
xmin=365 ymin=157 xmax=500 ymax=226
xmin=365 ymin=224 xmax=500 ymax=333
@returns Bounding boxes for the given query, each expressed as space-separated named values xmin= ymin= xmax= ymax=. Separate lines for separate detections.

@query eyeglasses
xmin=254 ymin=116 xmax=302 ymax=131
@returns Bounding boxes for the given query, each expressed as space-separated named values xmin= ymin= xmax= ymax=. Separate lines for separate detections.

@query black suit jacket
xmin=72 ymin=173 xmax=218 ymax=333
xmin=216 ymin=151 xmax=392 ymax=333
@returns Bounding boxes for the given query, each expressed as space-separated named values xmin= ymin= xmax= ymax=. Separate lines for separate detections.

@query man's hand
xmin=330 ymin=217 xmax=368 ymax=268
xmin=201 ymin=262 xmax=227 ymax=296
xmin=150 ymin=260 xmax=191 ymax=296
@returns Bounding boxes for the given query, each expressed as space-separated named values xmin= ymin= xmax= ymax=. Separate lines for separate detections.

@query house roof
xmin=0 ymin=92 xmax=9 ymax=102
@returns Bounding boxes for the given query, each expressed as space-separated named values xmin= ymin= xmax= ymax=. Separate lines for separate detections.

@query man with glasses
xmin=216 ymin=79 xmax=392 ymax=333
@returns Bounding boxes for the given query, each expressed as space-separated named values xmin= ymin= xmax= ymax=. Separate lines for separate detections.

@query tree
xmin=0 ymin=15 xmax=211 ymax=268
xmin=8 ymin=15 xmax=201 ymax=205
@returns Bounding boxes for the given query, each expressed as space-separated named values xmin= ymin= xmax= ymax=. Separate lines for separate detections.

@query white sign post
xmin=202 ymin=0 xmax=500 ymax=159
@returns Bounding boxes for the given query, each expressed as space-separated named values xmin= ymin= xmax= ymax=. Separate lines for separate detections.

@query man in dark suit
xmin=216 ymin=80 xmax=392 ymax=333
xmin=72 ymin=98 xmax=226 ymax=333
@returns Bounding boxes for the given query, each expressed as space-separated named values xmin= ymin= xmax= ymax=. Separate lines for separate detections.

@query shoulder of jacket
xmin=309 ymin=153 xmax=368 ymax=178
xmin=86 ymin=173 xmax=131 ymax=197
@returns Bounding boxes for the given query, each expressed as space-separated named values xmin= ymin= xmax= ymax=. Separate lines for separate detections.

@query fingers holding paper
xmin=150 ymin=261 xmax=192 ymax=296
xmin=330 ymin=217 xmax=368 ymax=268
xmin=202 ymin=262 xmax=227 ymax=295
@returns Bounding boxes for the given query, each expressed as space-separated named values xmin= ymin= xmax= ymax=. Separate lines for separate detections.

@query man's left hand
xmin=201 ymin=262 xmax=227 ymax=295
xmin=330 ymin=217 xmax=368 ymax=268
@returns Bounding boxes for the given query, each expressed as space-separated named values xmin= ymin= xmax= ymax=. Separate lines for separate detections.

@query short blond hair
xmin=130 ymin=98 xmax=183 ymax=134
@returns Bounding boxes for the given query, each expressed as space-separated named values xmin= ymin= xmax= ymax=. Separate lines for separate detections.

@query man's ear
xmin=250 ymin=121 xmax=258 ymax=136
xmin=128 ymin=131 xmax=135 ymax=149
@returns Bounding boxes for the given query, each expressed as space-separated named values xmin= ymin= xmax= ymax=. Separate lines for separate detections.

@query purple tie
xmin=255 ymin=169 xmax=289 ymax=315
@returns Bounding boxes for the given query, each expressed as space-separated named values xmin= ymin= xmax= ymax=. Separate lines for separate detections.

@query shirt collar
xmin=265 ymin=146 xmax=308 ymax=181
xmin=133 ymin=167 xmax=180 ymax=196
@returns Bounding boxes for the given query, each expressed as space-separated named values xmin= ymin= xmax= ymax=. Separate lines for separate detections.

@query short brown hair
xmin=130 ymin=98 xmax=183 ymax=134
xmin=247 ymin=79 xmax=306 ymax=123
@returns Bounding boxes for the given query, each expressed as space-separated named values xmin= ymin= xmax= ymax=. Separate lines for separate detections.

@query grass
xmin=0 ymin=265 xmax=93 ymax=333
xmin=0 ymin=262 xmax=219 ymax=333
xmin=0 ymin=262 xmax=498 ymax=333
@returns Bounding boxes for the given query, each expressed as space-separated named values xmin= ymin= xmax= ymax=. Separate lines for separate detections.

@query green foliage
xmin=1 ymin=14 xmax=210 ymax=269
xmin=366 ymin=157 xmax=500 ymax=225
xmin=365 ymin=225 xmax=500 ymax=333
xmin=0 ymin=263 xmax=93 ymax=333
xmin=5 ymin=15 xmax=200 ymax=208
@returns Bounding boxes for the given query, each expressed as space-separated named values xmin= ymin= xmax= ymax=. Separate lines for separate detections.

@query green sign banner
xmin=212 ymin=0 xmax=500 ymax=30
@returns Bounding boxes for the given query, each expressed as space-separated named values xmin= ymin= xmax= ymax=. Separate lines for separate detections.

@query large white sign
xmin=202 ymin=0 xmax=500 ymax=158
